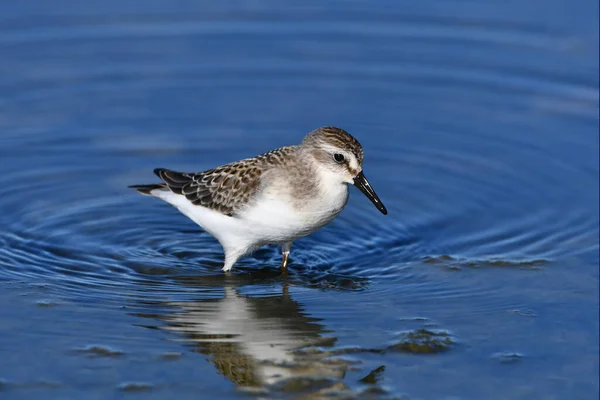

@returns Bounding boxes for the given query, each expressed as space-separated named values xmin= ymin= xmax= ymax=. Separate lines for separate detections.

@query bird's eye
xmin=333 ymin=153 xmax=345 ymax=163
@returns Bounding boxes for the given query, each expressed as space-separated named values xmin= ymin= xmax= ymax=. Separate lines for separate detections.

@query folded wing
xmin=154 ymin=164 xmax=262 ymax=217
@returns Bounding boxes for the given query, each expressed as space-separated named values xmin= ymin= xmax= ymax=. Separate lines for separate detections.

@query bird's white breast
xmin=239 ymin=171 xmax=349 ymax=245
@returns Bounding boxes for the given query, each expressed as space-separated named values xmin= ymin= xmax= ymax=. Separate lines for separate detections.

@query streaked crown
xmin=302 ymin=126 xmax=364 ymax=165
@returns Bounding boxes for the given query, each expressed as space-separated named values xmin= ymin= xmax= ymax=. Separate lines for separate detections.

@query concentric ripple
xmin=0 ymin=0 xmax=596 ymax=307
xmin=0 ymin=2 xmax=597 ymax=398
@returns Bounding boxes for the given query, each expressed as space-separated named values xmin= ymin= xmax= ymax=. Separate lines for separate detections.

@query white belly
xmin=239 ymin=185 xmax=348 ymax=245
xmin=151 ymin=177 xmax=349 ymax=256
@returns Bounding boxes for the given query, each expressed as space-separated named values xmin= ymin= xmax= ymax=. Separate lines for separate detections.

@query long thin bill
xmin=353 ymin=171 xmax=388 ymax=215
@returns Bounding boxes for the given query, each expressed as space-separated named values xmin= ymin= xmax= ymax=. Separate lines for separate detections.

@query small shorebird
xmin=130 ymin=126 xmax=387 ymax=272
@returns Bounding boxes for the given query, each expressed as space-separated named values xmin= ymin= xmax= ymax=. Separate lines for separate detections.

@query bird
xmin=129 ymin=126 xmax=387 ymax=272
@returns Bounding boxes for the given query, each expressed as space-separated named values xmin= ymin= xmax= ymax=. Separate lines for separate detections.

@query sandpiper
xmin=130 ymin=126 xmax=387 ymax=272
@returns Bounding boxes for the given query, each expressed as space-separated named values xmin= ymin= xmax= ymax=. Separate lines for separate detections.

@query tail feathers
xmin=130 ymin=168 xmax=189 ymax=196
xmin=128 ymin=183 xmax=167 ymax=196
xmin=153 ymin=168 xmax=193 ymax=194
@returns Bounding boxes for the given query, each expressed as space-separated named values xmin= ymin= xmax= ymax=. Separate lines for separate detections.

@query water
xmin=0 ymin=1 xmax=598 ymax=399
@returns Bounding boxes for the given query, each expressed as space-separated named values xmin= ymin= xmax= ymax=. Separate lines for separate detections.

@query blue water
xmin=0 ymin=1 xmax=598 ymax=399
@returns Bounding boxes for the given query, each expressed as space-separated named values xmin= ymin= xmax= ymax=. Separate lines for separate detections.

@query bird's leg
xmin=281 ymin=242 xmax=292 ymax=273
xmin=281 ymin=252 xmax=289 ymax=271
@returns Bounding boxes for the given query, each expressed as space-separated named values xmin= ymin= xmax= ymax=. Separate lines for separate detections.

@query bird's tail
xmin=128 ymin=184 xmax=167 ymax=196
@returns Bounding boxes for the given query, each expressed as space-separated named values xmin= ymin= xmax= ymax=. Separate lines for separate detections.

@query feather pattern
xmin=154 ymin=146 xmax=296 ymax=216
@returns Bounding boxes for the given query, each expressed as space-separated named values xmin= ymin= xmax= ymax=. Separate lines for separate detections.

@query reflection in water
xmin=141 ymin=281 xmax=351 ymax=393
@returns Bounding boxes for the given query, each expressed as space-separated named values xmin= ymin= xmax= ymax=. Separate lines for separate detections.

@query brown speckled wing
xmin=155 ymin=146 xmax=296 ymax=216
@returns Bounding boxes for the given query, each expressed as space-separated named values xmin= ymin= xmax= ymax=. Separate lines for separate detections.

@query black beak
xmin=353 ymin=171 xmax=387 ymax=215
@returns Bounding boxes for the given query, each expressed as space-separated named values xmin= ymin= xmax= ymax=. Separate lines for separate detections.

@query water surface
xmin=0 ymin=1 xmax=598 ymax=399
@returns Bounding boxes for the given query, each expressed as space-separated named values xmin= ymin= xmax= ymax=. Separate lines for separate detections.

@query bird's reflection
xmin=136 ymin=274 xmax=350 ymax=390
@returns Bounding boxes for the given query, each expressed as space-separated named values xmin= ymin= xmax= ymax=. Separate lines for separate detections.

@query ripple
xmin=491 ymin=351 xmax=525 ymax=364
xmin=72 ymin=344 xmax=124 ymax=358
xmin=0 ymin=11 xmax=567 ymax=48
xmin=0 ymin=4 xmax=597 ymax=398
xmin=0 ymin=158 xmax=593 ymax=317
xmin=0 ymin=130 xmax=595 ymax=330
xmin=422 ymin=255 xmax=548 ymax=269
xmin=117 ymin=382 xmax=155 ymax=392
